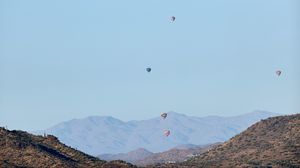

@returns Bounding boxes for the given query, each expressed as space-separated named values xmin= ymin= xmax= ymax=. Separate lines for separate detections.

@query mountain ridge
xmin=36 ymin=110 xmax=279 ymax=155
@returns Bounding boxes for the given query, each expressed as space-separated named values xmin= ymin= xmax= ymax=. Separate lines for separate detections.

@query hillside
xmin=37 ymin=111 xmax=277 ymax=155
xmin=174 ymin=113 xmax=300 ymax=167
xmin=99 ymin=148 xmax=154 ymax=163
xmin=0 ymin=127 xmax=136 ymax=168
xmin=134 ymin=143 xmax=220 ymax=166
xmin=99 ymin=144 xmax=219 ymax=166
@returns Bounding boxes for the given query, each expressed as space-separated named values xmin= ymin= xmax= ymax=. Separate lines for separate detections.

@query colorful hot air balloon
xmin=171 ymin=16 xmax=175 ymax=22
xmin=161 ymin=113 xmax=167 ymax=119
xmin=276 ymin=70 xmax=282 ymax=76
xmin=164 ymin=130 xmax=170 ymax=137
xmin=146 ymin=67 xmax=151 ymax=73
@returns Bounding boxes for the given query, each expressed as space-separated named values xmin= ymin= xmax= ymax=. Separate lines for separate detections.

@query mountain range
xmin=2 ymin=112 xmax=299 ymax=167
xmin=36 ymin=111 xmax=278 ymax=155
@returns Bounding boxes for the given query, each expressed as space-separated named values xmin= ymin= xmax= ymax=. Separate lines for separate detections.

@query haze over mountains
xmin=37 ymin=111 xmax=278 ymax=155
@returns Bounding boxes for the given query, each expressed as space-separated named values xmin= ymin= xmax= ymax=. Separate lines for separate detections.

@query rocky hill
xmin=151 ymin=113 xmax=300 ymax=168
xmin=99 ymin=144 xmax=219 ymax=166
xmin=135 ymin=143 xmax=220 ymax=166
xmin=0 ymin=127 xmax=136 ymax=168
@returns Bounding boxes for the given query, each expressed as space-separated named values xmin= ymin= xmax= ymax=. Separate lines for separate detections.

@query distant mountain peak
xmin=133 ymin=148 xmax=151 ymax=152
xmin=128 ymin=148 xmax=153 ymax=155
xmin=167 ymin=111 xmax=188 ymax=116
xmin=249 ymin=110 xmax=279 ymax=115
xmin=99 ymin=147 xmax=153 ymax=163
xmin=86 ymin=115 xmax=118 ymax=120
xmin=235 ymin=110 xmax=279 ymax=118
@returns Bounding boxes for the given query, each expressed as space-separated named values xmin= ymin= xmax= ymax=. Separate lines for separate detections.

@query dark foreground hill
xmin=0 ymin=127 xmax=136 ymax=168
xmin=147 ymin=113 xmax=300 ymax=168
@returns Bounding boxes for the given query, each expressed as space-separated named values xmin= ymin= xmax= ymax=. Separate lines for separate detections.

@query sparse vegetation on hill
xmin=144 ymin=114 xmax=300 ymax=167
xmin=176 ymin=113 xmax=300 ymax=168
xmin=0 ymin=128 xmax=136 ymax=168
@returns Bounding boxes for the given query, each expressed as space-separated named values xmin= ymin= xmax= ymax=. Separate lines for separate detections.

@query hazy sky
xmin=1 ymin=0 xmax=299 ymax=131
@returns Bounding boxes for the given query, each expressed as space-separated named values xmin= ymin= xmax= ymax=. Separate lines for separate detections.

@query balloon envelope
xmin=164 ymin=130 xmax=170 ymax=137
xmin=276 ymin=70 xmax=282 ymax=76
xmin=161 ymin=113 xmax=167 ymax=119
xmin=171 ymin=16 xmax=175 ymax=21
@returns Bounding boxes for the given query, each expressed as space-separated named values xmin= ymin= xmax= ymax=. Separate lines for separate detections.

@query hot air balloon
xmin=171 ymin=16 xmax=175 ymax=22
xmin=146 ymin=67 xmax=151 ymax=73
xmin=164 ymin=130 xmax=170 ymax=137
xmin=161 ymin=113 xmax=167 ymax=119
xmin=276 ymin=70 xmax=282 ymax=76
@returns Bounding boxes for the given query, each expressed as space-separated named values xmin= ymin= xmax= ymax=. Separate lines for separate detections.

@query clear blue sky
xmin=1 ymin=0 xmax=299 ymax=131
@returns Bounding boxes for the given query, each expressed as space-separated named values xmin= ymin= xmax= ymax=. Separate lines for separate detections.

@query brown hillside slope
xmin=178 ymin=113 xmax=300 ymax=168
xmin=0 ymin=128 xmax=136 ymax=168
xmin=146 ymin=113 xmax=300 ymax=168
